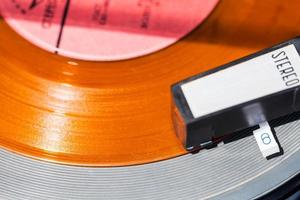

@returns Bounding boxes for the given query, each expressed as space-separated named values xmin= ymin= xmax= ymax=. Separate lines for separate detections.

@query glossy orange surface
xmin=1 ymin=0 xmax=300 ymax=166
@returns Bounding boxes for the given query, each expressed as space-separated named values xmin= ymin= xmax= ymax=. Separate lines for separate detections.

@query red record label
xmin=0 ymin=0 xmax=219 ymax=61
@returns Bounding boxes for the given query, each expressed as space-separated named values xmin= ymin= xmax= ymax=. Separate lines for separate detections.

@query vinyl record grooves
xmin=0 ymin=0 xmax=222 ymax=166
xmin=0 ymin=0 xmax=300 ymax=167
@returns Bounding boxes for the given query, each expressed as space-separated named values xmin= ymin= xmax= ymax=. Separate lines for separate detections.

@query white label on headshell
xmin=181 ymin=44 xmax=300 ymax=118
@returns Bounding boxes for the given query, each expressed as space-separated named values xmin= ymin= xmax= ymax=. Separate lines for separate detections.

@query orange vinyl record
xmin=0 ymin=0 xmax=300 ymax=167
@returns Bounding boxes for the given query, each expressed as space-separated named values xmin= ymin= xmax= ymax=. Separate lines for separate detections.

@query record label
xmin=0 ymin=0 xmax=219 ymax=61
